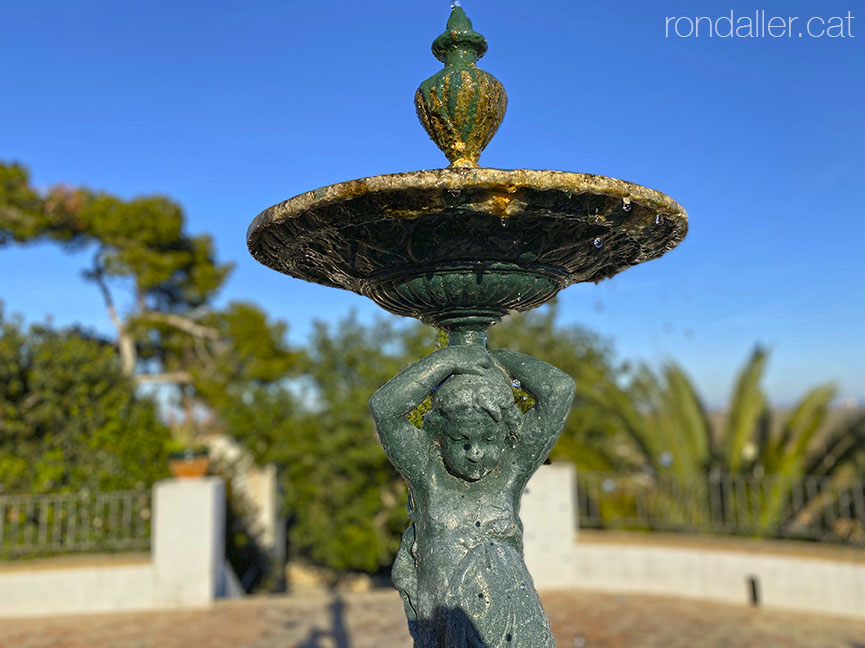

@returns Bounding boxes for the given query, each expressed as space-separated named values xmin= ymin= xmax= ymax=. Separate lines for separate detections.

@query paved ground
xmin=0 ymin=588 xmax=863 ymax=648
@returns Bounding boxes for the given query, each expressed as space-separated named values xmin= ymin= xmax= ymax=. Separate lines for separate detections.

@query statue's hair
xmin=424 ymin=372 xmax=522 ymax=444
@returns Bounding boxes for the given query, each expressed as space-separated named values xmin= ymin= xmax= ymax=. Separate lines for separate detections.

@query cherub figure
xmin=370 ymin=341 xmax=575 ymax=648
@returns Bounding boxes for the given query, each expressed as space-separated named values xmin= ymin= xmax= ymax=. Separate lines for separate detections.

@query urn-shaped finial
xmin=415 ymin=6 xmax=507 ymax=168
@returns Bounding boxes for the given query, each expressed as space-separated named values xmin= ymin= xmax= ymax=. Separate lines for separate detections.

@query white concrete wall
xmin=0 ymin=562 xmax=155 ymax=617
xmin=521 ymin=463 xmax=579 ymax=589
xmin=244 ymin=463 xmax=282 ymax=554
xmin=0 ymin=477 xmax=238 ymax=618
xmin=569 ymin=541 xmax=865 ymax=620
xmin=208 ymin=436 xmax=285 ymax=561
xmin=4 ymin=467 xmax=862 ymax=621
xmin=520 ymin=463 xmax=865 ymax=621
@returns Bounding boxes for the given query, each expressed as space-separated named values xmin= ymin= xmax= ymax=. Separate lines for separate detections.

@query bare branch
xmin=134 ymin=371 xmax=194 ymax=385
xmin=86 ymin=249 xmax=137 ymax=377
xmin=193 ymin=335 xmax=215 ymax=369
xmin=138 ymin=311 xmax=221 ymax=340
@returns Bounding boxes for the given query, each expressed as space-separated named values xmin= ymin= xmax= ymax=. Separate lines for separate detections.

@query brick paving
xmin=0 ymin=588 xmax=863 ymax=648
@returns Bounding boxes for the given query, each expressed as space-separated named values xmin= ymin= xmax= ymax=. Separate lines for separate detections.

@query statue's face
xmin=438 ymin=406 xmax=506 ymax=482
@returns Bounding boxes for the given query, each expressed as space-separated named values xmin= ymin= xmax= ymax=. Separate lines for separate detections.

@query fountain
xmin=248 ymin=6 xmax=687 ymax=647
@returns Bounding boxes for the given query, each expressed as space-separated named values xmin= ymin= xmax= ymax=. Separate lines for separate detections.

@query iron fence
xmin=577 ymin=471 xmax=865 ymax=546
xmin=0 ymin=489 xmax=152 ymax=558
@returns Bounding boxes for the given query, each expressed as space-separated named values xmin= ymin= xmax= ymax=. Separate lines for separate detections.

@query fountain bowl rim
xmin=247 ymin=167 xmax=687 ymax=241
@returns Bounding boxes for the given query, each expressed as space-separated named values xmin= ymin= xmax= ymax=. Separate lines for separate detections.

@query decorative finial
xmin=415 ymin=6 xmax=507 ymax=167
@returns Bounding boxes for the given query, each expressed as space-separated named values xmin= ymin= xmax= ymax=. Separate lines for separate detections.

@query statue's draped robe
xmin=393 ymin=468 xmax=555 ymax=648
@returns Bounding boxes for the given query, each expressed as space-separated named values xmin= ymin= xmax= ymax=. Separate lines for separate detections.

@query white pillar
xmin=250 ymin=463 xmax=286 ymax=588
xmin=246 ymin=463 xmax=283 ymax=557
xmin=152 ymin=477 xmax=226 ymax=607
xmin=521 ymin=463 xmax=579 ymax=590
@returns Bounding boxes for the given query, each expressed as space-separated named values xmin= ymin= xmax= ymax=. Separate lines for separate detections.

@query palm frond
xmin=661 ymin=363 xmax=713 ymax=472
xmin=723 ymin=347 xmax=768 ymax=473
xmin=805 ymin=413 xmax=865 ymax=477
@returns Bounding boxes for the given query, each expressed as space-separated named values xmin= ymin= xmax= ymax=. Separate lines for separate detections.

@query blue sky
xmin=1 ymin=0 xmax=863 ymax=408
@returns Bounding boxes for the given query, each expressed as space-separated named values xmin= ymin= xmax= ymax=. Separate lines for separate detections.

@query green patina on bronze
xmin=370 ymin=335 xmax=573 ymax=646
xmin=415 ymin=7 xmax=507 ymax=168
xmin=247 ymin=168 xmax=687 ymax=333
xmin=247 ymin=6 xmax=688 ymax=647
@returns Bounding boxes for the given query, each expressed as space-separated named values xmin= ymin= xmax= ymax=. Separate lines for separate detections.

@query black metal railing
xmin=577 ymin=471 xmax=865 ymax=546
xmin=0 ymin=489 xmax=152 ymax=558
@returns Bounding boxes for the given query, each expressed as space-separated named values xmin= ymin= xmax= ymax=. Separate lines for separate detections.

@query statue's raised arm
xmin=490 ymin=348 xmax=576 ymax=486
xmin=369 ymin=344 xmax=493 ymax=485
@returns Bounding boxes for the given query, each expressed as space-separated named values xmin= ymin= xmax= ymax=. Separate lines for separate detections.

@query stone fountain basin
xmin=247 ymin=168 xmax=687 ymax=331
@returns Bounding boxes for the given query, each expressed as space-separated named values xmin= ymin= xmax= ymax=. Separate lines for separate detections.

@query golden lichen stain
xmin=415 ymin=63 xmax=506 ymax=167
xmin=487 ymin=185 xmax=521 ymax=216
xmin=489 ymin=194 xmax=512 ymax=216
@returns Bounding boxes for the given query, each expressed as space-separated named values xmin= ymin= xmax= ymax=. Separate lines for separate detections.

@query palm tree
xmin=581 ymin=347 xmax=865 ymax=541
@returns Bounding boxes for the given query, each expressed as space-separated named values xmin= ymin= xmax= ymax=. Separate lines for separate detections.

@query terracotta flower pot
xmin=168 ymin=449 xmax=210 ymax=479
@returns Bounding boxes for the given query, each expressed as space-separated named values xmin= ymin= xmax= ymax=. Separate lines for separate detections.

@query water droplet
xmin=512 ymin=378 xmax=521 ymax=389
xmin=519 ymin=583 xmax=527 ymax=590
xmin=622 ymin=197 xmax=632 ymax=212
xmin=500 ymin=218 xmax=509 ymax=228
xmin=655 ymin=214 xmax=663 ymax=225
xmin=593 ymin=208 xmax=599 ymax=214
xmin=659 ymin=450 xmax=674 ymax=467
xmin=593 ymin=237 xmax=603 ymax=248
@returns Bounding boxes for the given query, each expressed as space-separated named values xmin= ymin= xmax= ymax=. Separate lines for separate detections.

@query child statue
xmin=370 ymin=338 xmax=575 ymax=648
